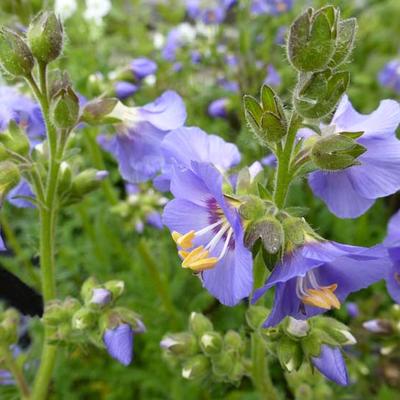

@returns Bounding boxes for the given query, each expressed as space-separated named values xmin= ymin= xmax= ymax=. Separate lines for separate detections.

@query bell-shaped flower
xmin=311 ymin=345 xmax=349 ymax=386
xmin=154 ymin=126 xmax=240 ymax=191
xmin=98 ymin=90 xmax=186 ymax=183
xmin=253 ymin=239 xmax=389 ymax=327
xmin=103 ymin=323 xmax=134 ymax=366
xmin=304 ymin=95 xmax=400 ymax=218
xmin=162 ymin=161 xmax=252 ymax=306
xmin=384 ymin=210 xmax=400 ymax=303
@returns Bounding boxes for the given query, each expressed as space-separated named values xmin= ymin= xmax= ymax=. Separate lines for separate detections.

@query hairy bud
xmin=0 ymin=161 xmax=20 ymax=199
xmin=189 ymin=312 xmax=213 ymax=337
xmin=51 ymin=86 xmax=80 ymax=129
xmin=181 ymin=355 xmax=210 ymax=380
xmin=160 ymin=332 xmax=198 ymax=357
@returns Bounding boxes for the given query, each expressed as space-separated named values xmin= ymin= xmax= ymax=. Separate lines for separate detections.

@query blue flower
xmin=311 ymin=345 xmax=349 ymax=386
xmin=104 ymin=323 xmax=134 ymax=366
xmin=130 ymin=57 xmax=157 ymax=80
xmin=154 ymin=126 xmax=240 ymax=191
xmin=263 ymin=64 xmax=281 ymax=87
xmin=186 ymin=0 xmax=235 ymax=24
xmin=162 ymin=161 xmax=253 ymax=306
xmin=114 ymin=81 xmax=138 ymax=100
xmin=253 ymin=240 xmax=389 ymax=327
xmin=208 ymin=98 xmax=229 ymax=119
xmin=378 ymin=59 xmax=400 ymax=93
xmin=303 ymin=95 xmax=400 ymax=218
xmin=251 ymin=0 xmax=293 ymax=16
xmin=98 ymin=91 xmax=186 ymax=183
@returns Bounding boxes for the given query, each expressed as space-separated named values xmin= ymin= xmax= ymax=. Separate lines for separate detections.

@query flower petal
xmin=103 ymin=324 xmax=134 ymax=366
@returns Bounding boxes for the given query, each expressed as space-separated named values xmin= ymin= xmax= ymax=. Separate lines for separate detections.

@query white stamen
xmin=218 ymin=228 xmax=233 ymax=260
xmin=195 ymin=220 xmax=223 ymax=236
xmin=205 ymin=223 xmax=230 ymax=252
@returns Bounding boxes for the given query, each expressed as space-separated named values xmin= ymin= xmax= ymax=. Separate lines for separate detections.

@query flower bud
xmin=69 ymin=168 xmax=109 ymax=201
xmin=0 ymin=161 xmax=20 ymax=199
xmin=211 ymin=351 xmax=235 ymax=377
xmin=285 ymin=317 xmax=310 ymax=338
xmin=112 ymin=307 xmax=146 ymax=333
xmin=104 ymin=280 xmax=125 ymax=299
xmin=244 ymin=216 xmax=284 ymax=254
xmin=246 ymin=306 xmax=269 ymax=330
xmin=363 ymin=319 xmax=393 ymax=334
xmin=239 ymin=195 xmax=267 ymax=220
xmin=90 ymin=288 xmax=112 ymax=307
xmin=189 ymin=312 xmax=213 ymax=337
xmin=283 ymin=217 xmax=305 ymax=247
xmin=311 ymin=134 xmax=366 ymax=171
xmin=81 ymin=276 xmax=100 ymax=302
xmin=0 ymin=28 xmax=34 ymax=77
xmin=277 ymin=336 xmax=303 ymax=372
xmin=288 ymin=6 xmax=338 ymax=72
xmin=50 ymin=86 xmax=79 ymax=129
xmin=80 ymin=97 xmax=119 ymax=125
xmin=301 ymin=331 xmax=321 ymax=358
xmin=0 ymin=308 xmax=19 ymax=345
xmin=72 ymin=307 xmax=97 ymax=330
xmin=224 ymin=330 xmax=244 ymax=354
xmin=27 ymin=11 xmax=63 ymax=64
xmin=0 ymin=121 xmax=30 ymax=158
xmin=57 ymin=162 xmax=72 ymax=195
xmin=181 ymin=355 xmax=210 ymax=380
xmin=294 ymin=69 xmax=350 ymax=119
xmin=199 ymin=331 xmax=223 ymax=356
xmin=160 ymin=332 xmax=198 ymax=357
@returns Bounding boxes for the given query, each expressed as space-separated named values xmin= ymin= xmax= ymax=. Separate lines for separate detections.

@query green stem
xmin=1 ymin=347 xmax=31 ymax=399
xmin=251 ymin=333 xmax=278 ymax=400
xmin=273 ymin=112 xmax=302 ymax=209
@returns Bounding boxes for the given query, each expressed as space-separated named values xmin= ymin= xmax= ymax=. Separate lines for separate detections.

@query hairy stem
xmin=273 ymin=112 xmax=302 ymax=209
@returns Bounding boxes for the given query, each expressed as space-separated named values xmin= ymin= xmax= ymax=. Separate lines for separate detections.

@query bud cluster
xmin=161 ymin=312 xmax=248 ymax=384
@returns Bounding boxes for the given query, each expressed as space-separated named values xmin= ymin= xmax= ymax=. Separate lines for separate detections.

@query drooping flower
xmin=208 ymin=98 xmax=229 ymax=118
xmin=0 ymin=86 xmax=45 ymax=145
xmin=103 ymin=323 xmax=134 ymax=366
xmin=98 ymin=90 xmax=187 ymax=183
xmin=304 ymin=95 xmax=400 ymax=218
xmin=154 ymin=126 xmax=241 ymax=191
xmin=129 ymin=57 xmax=157 ymax=80
xmin=253 ymin=240 xmax=389 ymax=327
xmin=383 ymin=210 xmax=400 ymax=303
xmin=251 ymin=0 xmax=293 ymax=15
xmin=378 ymin=59 xmax=400 ymax=93
xmin=162 ymin=161 xmax=253 ymax=306
xmin=311 ymin=345 xmax=349 ymax=386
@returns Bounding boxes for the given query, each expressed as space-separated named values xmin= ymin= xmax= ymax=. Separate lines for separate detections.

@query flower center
xmin=171 ymin=199 xmax=234 ymax=272
xmin=295 ymin=270 xmax=340 ymax=310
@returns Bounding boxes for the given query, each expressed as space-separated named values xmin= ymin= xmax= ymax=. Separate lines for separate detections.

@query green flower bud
xmin=283 ymin=217 xmax=305 ymax=247
xmin=72 ymin=307 xmax=97 ymax=330
xmin=181 ymin=355 xmax=210 ymax=380
xmin=301 ymin=331 xmax=321 ymax=358
xmin=57 ymin=162 xmax=72 ymax=196
xmin=104 ymin=280 xmax=125 ymax=299
xmin=189 ymin=312 xmax=213 ymax=337
xmin=246 ymin=306 xmax=269 ymax=330
xmin=0 ymin=28 xmax=34 ymax=77
xmin=311 ymin=134 xmax=366 ymax=171
xmin=50 ymin=86 xmax=79 ymax=129
xmin=224 ymin=330 xmax=244 ymax=354
xmin=0 ymin=121 xmax=30 ymax=158
xmin=42 ymin=300 xmax=64 ymax=325
xmin=81 ymin=277 xmax=100 ymax=302
xmin=69 ymin=169 xmax=109 ymax=202
xmin=211 ymin=350 xmax=235 ymax=377
xmin=160 ymin=332 xmax=199 ymax=357
xmin=112 ymin=307 xmax=145 ymax=333
xmin=0 ymin=161 xmax=20 ymax=199
xmin=80 ymin=97 xmax=119 ymax=126
xmin=244 ymin=216 xmax=284 ymax=254
xmin=277 ymin=336 xmax=303 ymax=372
xmin=0 ymin=308 xmax=19 ymax=345
xmin=288 ymin=6 xmax=338 ymax=72
xmin=27 ymin=11 xmax=63 ymax=64
xmin=294 ymin=70 xmax=350 ymax=119
xmin=239 ymin=195 xmax=267 ymax=221
xmin=199 ymin=331 xmax=223 ymax=356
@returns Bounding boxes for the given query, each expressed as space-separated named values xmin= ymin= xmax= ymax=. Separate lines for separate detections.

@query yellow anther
xmin=171 ymin=230 xmax=195 ymax=249
xmin=178 ymin=250 xmax=189 ymax=259
xmin=182 ymin=246 xmax=219 ymax=272
xmin=302 ymin=284 xmax=340 ymax=310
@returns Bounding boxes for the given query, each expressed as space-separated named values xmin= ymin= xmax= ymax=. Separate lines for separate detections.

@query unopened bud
xmin=246 ymin=306 xmax=269 ymax=330
xmin=112 ymin=307 xmax=146 ymax=333
xmin=283 ymin=217 xmax=305 ymax=247
xmin=211 ymin=351 xmax=235 ymax=377
xmin=104 ymin=280 xmax=125 ymax=299
xmin=27 ymin=11 xmax=63 ymax=64
xmin=189 ymin=312 xmax=213 ymax=337
xmin=160 ymin=332 xmax=198 ymax=357
xmin=311 ymin=134 xmax=366 ymax=171
xmin=286 ymin=317 xmax=310 ymax=338
xmin=277 ymin=336 xmax=303 ymax=372
xmin=0 ymin=28 xmax=34 ymax=77
xmin=301 ymin=331 xmax=321 ymax=358
xmin=72 ymin=307 xmax=97 ymax=330
xmin=181 ymin=355 xmax=210 ymax=380
xmin=363 ymin=319 xmax=393 ymax=334
xmin=50 ymin=86 xmax=79 ymax=129
xmin=0 ymin=121 xmax=30 ymax=158
xmin=0 ymin=161 xmax=20 ymax=199
xmin=70 ymin=168 xmax=108 ymax=200
xmin=199 ymin=331 xmax=223 ymax=355
xmin=80 ymin=97 xmax=119 ymax=125
xmin=90 ymin=288 xmax=112 ymax=307
xmin=224 ymin=330 xmax=244 ymax=354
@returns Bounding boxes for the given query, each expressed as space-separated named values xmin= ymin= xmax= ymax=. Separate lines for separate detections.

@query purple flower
xmin=261 ymin=153 xmax=277 ymax=168
xmin=186 ymin=0 xmax=231 ymax=24
xmin=98 ymin=90 xmax=187 ymax=183
xmin=208 ymin=98 xmax=229 ymax=118
xmin=0 ymin=86 xmax=45 ymax=145
xmin=0 ymin=370 xmax=14 ymax=385
xmin=91 ymin=288 xmax=112 ymax=306
xmin=275 ymin=26 xmax=287 ymax=45
xmin=304 ymin=95 xmax=400 ymax=218
xmin=162 ymin=161 xmax=253 ymax=306
xmin=162 ymin=24 xmax=196 ymax=62
xmin=311 ymin=345 xmax=349 ymax=386
xmin=114 ymin=81 xmax=138 ymax=100
xmin=378 ymin=59 xmax=400 ymax=93
xmin=253 ymin=240 xmax=389 ymax=327
xmin=104 ymin=323 xmax=134 ymax=366
xmin=263 ymin=64 xmax=281 ymax=87
xmin=130 ymin=57 xmax=157 ymax=80
xmin=154 ymin=126 xmax=241 ymax=191
xmin=218 ymin=78 xmax=239 ymax=93
xmin=346 ymin=302 xmax=359 ymax=318
xmin=251 ymin=0 xmax=293 ymax=15
xmin=7 ymin=180 xmax=35 ymax=208
xmin=384 ymin=210 xmax=400 ymax=303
